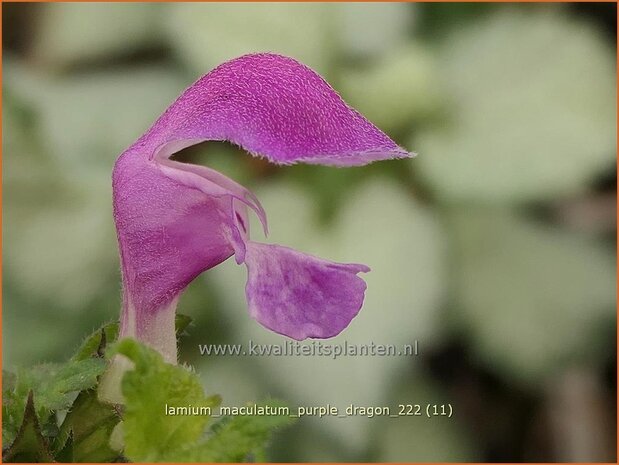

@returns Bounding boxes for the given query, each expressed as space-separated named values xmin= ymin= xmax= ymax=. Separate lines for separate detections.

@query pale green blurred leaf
xmin=1 ymin=296 xmax=61 ymax=368
xmin=166 ymin=3 xmax=335 ymax=76
xmin=3 ymin=64 xmax=184 ymax=310
xmin=18 ymin=68 xmax=183 ymax=171
xmin=4 ymin=174 xmax=117 ymax=310
xmin=199 ymin=359 xmax=261 ymax=409
xmin=376 ymin=374 xmax=477 ymax=461
xmin=32 ymin=3 xmax=162 ymax=67
xmin=415 ymin=10 xmax=616 ymax=202
xmin=340 ymin=44 xmax=443 ymax=133
xmin=449 ymin=208 xmax=616 ymax=385
xmin=336 ymin=3 xmax=414 ymax=60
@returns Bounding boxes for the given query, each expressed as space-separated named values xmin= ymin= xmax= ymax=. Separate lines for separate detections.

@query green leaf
xmin=53 ymin=432 xmax=74 ymax=463
xmin=3 ymin=66 xmax=183 ymax=313
xmin=171 ymin=401 xmax=295 ymax=462
xmin=112 ymin=339 xmax=220 ymax=461
xmin=340 ymin=44 xmax=443 ymax=133
xmin=376 ymin=374 xmax=477 ymax=461
xmin=336 ymin=3 xmax=412 ymax=60
xmin=448 ymin=208 xmax=616 ymax=385
xmin=3 ymin=392 xmax=54 ymax=463
xmin=175 ymin=313 xmax=194 ymax=338
xmin=415 ymin=10 xmax=616 ymax=203
xmin=72 ymin=321 xmax=119 ymax=362
xmin=54 ymin=389 xmax=121 ymax=462
xmin=31 ymin=3 xmax=162 ymax=68
xmin=2 ymin=358 xmax=107 ymax=445
xmin=27 ymin=359 xmax=108 ymax=414
xmin=2 ymin=371 xmax=19 ymax=445
xmin=112 ymin=340 xmax=291 ymax=461
xmin=166 ymin=3 xmax=335 ymax=76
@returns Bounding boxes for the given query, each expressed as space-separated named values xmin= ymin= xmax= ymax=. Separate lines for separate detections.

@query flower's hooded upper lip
xmin=133 ymin=53 xmax=411 ymax=166
xmin=113 ymin=53 xmax=413 ymax=348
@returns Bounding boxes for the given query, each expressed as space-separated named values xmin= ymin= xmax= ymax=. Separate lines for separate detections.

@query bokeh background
xmin=3 ymin=2 xmax=617 ymax=462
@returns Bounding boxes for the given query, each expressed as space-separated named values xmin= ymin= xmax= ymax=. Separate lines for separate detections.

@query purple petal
xmin=114 ymin=154 xmax=244 ymax=317
xmin=243 ymin=241 xmax=370 ymax=340
xmin=159 ymin=158 xmax=267 ymax=235
xmin=157 ymin=158 xmax=268 ymax=263
xmin=134 ymin=53 xmax=411 ymax=166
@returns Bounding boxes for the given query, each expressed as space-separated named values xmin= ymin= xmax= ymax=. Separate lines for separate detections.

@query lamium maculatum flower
xmin=112 ymin=53 xmax=412 ymax=364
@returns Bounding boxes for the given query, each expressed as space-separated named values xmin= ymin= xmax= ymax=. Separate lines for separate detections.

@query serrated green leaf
xmin=2 ymin=370 xmax=16 ymax=391
xmin=2 ymin=373 xmax=21 ymax=447
xmin=3 ymin=392 xmax=54 ymax=463
xmin=2 ymin=358 xmax=107 ymax=445
xmin=28 ymin=359 xmax=108 ymax=414
xmin=175 ymin=313 xmax=193 ymax=338
xmin=113 ymin=339 xmax=220 ymax=461
xmin=72 ymin=321 xmax=119 ymax=362
xmin=54 ymin=431 xmax=74 ymax=463
xmin=167 ymin=401 xmax=295 ymax=462
xmin=54 ymin=389 xmax=121 ymax=462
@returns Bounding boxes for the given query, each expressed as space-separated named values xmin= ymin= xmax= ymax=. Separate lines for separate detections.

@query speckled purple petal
xmin=133 ymin=53 xmax=411 ymax=166
xmin=244 ymin=241 xmax=370 ymax=340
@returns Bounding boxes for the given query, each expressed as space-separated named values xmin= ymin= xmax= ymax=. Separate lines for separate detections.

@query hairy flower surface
xmin=113 ymin=53 xmax=411 ymax=362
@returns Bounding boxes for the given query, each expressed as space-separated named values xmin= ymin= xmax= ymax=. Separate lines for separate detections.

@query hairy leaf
xmin=3 ymin=358 xmax=106 ymax=445
xmin=171 ymin=401 xmax=295 ymax=462
xmin=112 ymin=339 xmax=220 ymax=461
xmin=54 ymin=389 xmax=121 ymax=462
xmin=3 ymin=392 xmax=54 ymax=463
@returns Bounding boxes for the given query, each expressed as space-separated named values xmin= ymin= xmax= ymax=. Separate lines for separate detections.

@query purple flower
xmin=112 ymin=53 xmax=411 ymax=363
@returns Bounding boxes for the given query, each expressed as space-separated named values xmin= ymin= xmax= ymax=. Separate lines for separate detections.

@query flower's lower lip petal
xmin=243 ymin=241 xmax=369 ymax=341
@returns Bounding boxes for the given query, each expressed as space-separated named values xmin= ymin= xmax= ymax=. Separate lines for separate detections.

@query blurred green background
xmin=2 ymin=2 xmax=617 ymax=462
